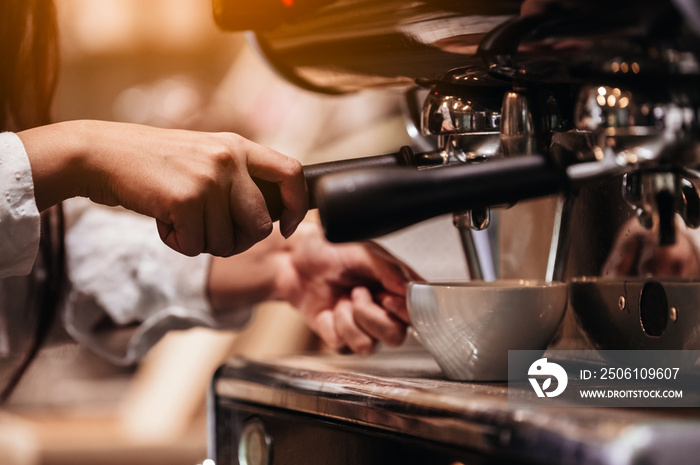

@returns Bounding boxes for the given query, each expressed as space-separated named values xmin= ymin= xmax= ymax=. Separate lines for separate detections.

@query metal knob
xmin=238 ymin=418 xmax=272 ymax=465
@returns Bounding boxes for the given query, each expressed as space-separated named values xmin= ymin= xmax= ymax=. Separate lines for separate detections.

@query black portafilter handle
xmin=315 ymin=154 xmax=567 ymax=243
xmin=253 ymin=146 xmax=441 ymax=222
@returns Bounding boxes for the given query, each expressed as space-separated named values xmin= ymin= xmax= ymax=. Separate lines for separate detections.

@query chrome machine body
xmin=210 ymin=1 xmax=700 ymax=464
xmin=216 ymin=0 xmax=700 ymax=350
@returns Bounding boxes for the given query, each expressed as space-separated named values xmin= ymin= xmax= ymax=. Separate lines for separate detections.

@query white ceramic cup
xmin=408 ymin=280 xmax=568 ymax=380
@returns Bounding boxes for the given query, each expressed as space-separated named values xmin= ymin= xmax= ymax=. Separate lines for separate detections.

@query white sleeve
xmin=61 ymin=198 xmax=252 ymax=366
xmin=0 ymin=133 xmax=41 ymax=278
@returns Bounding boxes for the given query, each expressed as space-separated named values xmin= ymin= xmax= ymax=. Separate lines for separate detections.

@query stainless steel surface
xmin=573 ymin=80 xmax=700 ymax=245
xmin=570 ymin=277 xmax=700 ymax=349
xmin=422 ymin=65 xmax=508 ymax=282
xmin=407 ymin=280 xmax=567 ymax=380
xmin=421 ymin=76 xmax=502 ymax=137
xmin=500 ymin=91 xmax=536 ymax=156
xmin=545 ymin=195 xmax=574 ymax=283
xmin=453 ymin=211 xmax=498 ymax=281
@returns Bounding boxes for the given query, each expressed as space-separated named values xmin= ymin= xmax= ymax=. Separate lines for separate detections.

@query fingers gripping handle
xmin=254 ymin=147 xmax=419 ymax=221
xmin=315 ymin=155 xmax=566 ymax=243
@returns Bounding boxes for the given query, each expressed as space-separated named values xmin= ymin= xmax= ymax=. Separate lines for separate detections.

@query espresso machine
xmin=209 ymin=1 xmax=700 ymax=463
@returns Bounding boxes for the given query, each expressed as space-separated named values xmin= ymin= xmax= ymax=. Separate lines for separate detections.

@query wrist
xmin=18 ymin=120 xmax=94 ymax=210
xmin=63 ymin=120 xmax=111 ymax=202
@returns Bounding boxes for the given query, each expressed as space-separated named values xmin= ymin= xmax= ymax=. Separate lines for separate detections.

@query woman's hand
xmin=19 ymin=120 xmax=307 ymax=256
xmin=208 ymin=221 xmax=420 ymax=354
xmin=278 ymin=223 xmax=419 ymax=354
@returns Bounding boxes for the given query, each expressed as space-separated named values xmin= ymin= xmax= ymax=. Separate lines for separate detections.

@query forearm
xmin=17 ymin=120 xmax=92 ymax=212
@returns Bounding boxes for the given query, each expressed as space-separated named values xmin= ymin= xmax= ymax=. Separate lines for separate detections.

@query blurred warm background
xmin=0 ymin=1 xmax=414 ymax=464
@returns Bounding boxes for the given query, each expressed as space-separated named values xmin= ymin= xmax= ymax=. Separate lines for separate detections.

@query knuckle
xmin=220 ymin=133 xmax=247 ymax=159
xmin=252 ymin=219 xmax=273 ymax=242
xmin=171 ymin=185 xmax=202 ymax=209
xmin=167 ymin=231 xmax=203 ymax=257
xmin=281 ymin=156 xmax=303 ymax=179
xmin=221 ymin=131 xmax=245 ymax=146
xmin=181 ymin=245 xmax=202 ymax=257
xmin=209 ymin=145 xmax=236 ymax=170
xmin=206 ymin=135 xmax=243 ymax=169
xmin=195 ymin=171 xmax=219 ymax=193
xmin=231 ymin=220 xmax=272 ymax=254
xmin=209 ymin=238 xmax=236 ymax=258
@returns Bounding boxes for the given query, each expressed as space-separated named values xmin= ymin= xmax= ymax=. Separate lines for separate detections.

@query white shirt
xmin=0 ymin=133 xmax=41 ymax=278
